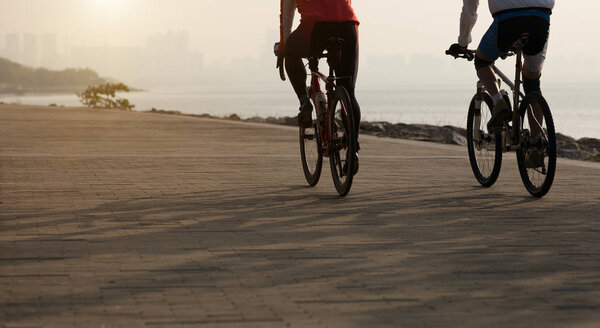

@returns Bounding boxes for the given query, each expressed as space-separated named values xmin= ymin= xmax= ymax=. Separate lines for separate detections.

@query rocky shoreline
xmin=147 ymin=108 xmax=600 ymax=162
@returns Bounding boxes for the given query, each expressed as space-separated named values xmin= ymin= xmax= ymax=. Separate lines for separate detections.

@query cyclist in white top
xmin=448 ymin=0 xmax=554 ymax=133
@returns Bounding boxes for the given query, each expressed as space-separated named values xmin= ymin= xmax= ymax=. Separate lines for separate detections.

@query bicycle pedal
xmin=303 ymin=133 xmax=316 ymax=141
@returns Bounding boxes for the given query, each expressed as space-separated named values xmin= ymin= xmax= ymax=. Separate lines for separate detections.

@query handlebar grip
xmin=279 ymin=64 xmax=286 ymax=81
xmin=274 ymin=41 xmax=286 ymax=81
xmin=277 ymin=56 xmax=286 ymax=81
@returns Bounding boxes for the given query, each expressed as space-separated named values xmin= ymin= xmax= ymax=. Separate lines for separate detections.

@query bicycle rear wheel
xmin=516 ymin=93 xmax=556 ymax=197
xmin=467 ymin=92 xmax=503 ymax=187
xmin=299 ymin=109 xmax=323 ymax=186
xmin=329 ymin=87 xmax=356 ymax=197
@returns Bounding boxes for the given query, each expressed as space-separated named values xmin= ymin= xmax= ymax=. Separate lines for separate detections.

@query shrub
xmin=77 ymin=83 xmax=135 ymax=111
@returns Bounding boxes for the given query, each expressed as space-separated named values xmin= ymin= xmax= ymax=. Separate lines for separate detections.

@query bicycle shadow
xmin=3 ymin=174 xmax=599 ymax=326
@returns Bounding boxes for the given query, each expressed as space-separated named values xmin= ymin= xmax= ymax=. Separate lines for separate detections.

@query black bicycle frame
xmin=491 ymin=51 xmax=526 ymax=145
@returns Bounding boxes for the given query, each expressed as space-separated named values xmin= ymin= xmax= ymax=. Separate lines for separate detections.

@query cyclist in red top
xmin=279 ymin=0 xmax=360 ymax=137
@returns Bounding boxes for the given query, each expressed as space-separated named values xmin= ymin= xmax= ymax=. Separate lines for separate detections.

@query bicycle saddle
xmin=511 ymin=33 xmax=530 ymax=51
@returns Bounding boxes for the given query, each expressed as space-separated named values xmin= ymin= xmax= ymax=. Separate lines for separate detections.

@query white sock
xmin=492 ymin=93 xmax=503 ymax=105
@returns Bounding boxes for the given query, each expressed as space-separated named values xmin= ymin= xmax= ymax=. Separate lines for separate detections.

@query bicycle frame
xmin=492 ymin=52 xmax=526 ymax=147
xmin=473 ymin=47 xmax=540 ymax=152
xmin=446 ymin=39 xmax=556 ymax=197
xmin=307 ymin=56 xmax=337 ymax=156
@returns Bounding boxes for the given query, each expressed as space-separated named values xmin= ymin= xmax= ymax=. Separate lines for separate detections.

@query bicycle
xmin=275 ymin=38 xmax=358 ymax=197
xmin=446 ymin=35 xmax=556 ymax=197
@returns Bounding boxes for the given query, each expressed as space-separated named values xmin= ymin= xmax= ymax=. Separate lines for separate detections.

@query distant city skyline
xmin=0 ymin=1 xmax=598 ymax=87
xmin=0 ymin=31 xmax=204 ymax=86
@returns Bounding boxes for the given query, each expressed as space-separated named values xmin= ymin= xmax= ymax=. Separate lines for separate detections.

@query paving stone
xmin=1 ymin=104 xmax=600 ymax=327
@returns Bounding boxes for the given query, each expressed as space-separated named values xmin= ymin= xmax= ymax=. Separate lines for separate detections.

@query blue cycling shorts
xmin=479 ymin=10 xmax=550 ymax=72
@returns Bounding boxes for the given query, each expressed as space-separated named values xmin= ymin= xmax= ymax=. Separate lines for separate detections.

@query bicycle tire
xmin=328 ymin=87 xmax=356 ymax=197
xmin=467 ymin=92 xmax=503 ymax=187
xmin=299 ymin=109 xmax=323 ymax=187
xmin=516 ymin=93 xmax=556 ymax=197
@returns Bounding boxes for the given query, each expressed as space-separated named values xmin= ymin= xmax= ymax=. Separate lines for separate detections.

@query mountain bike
xmin=276 ymin=38 xmax=358 ymax=197
xmin=446 ymin=35 xmax=556 ymax=197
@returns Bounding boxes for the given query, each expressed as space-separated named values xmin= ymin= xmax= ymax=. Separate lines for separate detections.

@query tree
xmin=77 ymin=82 xmax=135 ymax=111
xmin=0 ymin=57 xmax=105 ymax=91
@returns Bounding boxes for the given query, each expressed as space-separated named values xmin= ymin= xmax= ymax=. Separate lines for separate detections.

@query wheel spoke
xmin=328 ymin=88 xmax=356 ymax=196
xmin=467 ymin=94 xmax=502 ymax=187
xmin=517 ymin=94 xmax=556 ymax=197
xmin=299 ymin=112 xmax=323 ymax=186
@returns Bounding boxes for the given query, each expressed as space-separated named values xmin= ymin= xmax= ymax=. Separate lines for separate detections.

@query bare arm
xmin=279 ymin=0 xmax=296 ymax=52
xmin=458 ymin=0 xmax=479 ymax=47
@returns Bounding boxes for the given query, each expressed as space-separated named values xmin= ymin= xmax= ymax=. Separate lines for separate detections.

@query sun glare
xmin=89 ymin=0 xmax=131 ymax=23
xmin=93 ymin=0 xmax=122 ymax=10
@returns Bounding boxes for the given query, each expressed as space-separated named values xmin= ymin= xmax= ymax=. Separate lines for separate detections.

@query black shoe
xmin=298 ymin=100 xmax=313 ymax=128
xmin=351 ymin=141 xmax=360 ymax=175
xmin=525 ymin=150 xmax=545 ymax=168
xmin=342 ymin=152 xmax=359 ymax=176
xmin=486 ymin=99 xmax=511 ymax=133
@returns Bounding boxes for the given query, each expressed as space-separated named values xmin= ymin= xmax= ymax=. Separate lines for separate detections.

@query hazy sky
xmin=0 ymin=0 xmax=598 ymax=82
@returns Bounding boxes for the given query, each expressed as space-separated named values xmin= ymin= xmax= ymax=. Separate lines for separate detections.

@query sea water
xmin=2 ymin=83 xmax=598 ymax=139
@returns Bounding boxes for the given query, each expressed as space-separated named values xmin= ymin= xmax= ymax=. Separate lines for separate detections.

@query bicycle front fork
xmin=474 ymin=81 xmax=518 ymax=152
xmin=473 ymin=81 xmax=484 ymax=143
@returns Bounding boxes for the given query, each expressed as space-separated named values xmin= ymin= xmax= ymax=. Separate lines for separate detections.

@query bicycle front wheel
xmin=466 ymin=92 xmax=503 ymax=187
xmin=299 ymin=109 xmax=323 ymax=187
xmin=516 ymin=93 xmax=556 ymax=197
xmin=329 ymin=87 xmax=357 ymax=197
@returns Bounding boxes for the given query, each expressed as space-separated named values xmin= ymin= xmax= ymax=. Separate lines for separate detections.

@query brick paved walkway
xmin=1 ymin=104 xmax=599 ymax=327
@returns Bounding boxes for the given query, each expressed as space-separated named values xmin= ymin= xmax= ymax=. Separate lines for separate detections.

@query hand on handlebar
xmin=276 ymin=54 xmax=286 ymax=81
xmin=274 ymin=42 xmax=286 ymax=81
xmin=446 ymin=43 xmax=467 ymax=57
xmin=446 ymin=43 xmax=475 ymax=61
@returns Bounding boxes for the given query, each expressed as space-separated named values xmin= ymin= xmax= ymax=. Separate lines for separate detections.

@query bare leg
xmin=476 ymin=50 xmax=512 ymax=132
xmin=522 ymin=67 xmax=541 ymax=80
xmin=523 ymin=67 xmax=544 ymax=140
xmin=475 ymin=50 xmax=499 ymax=97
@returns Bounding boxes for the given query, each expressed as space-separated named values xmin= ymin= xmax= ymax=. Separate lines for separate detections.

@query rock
xmin=143 ymin=108 xmax=600 ymax=162
xmin=283 ymin=116 xmax=298 ymax=126
xmin=264 ymin=116 xmax=297 ymax=126
xmin=578 ymin=138 xmax=600 ymax=153
xmin=265 ymin=116 xmax=285 ymax=125
xmin=359 ymin=122 xmax=467 ymax=146
xmin=360 ymin=121 xmax=386 ymax=134
xmin=556 ymin=133 xmax=580 ymax=159
xmin=555 ymin=133 xmax=600 ymax=160
xmin=245 ymin=116 xmax=266 ymax=123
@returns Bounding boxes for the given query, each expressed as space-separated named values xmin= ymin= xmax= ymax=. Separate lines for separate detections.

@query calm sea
xmin=2 ymin=83 xmax=598 ymax=139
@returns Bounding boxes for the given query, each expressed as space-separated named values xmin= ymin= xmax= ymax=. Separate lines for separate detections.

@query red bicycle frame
xmin=307 ymin=56 xmax=338 ymax=157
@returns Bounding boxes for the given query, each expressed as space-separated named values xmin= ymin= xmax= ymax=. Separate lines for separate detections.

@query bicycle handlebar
xmin=445 ymin=49 xmax=476 ymax=61
xmin=274 ymin=42 xmax=286 ymax=81
xmin=445 ymin=49 xmax=516 ymax=61
xmin=277 ymin=56 xmax=286 ymax=81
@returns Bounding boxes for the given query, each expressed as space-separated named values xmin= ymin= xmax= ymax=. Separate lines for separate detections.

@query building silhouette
xmin=23 ymin=34 xmax=38 ymax=67
xmin=5 ymin=33 xmax=20 ymax=62
xmin=41 ymin=34 xmax=60 ymax=69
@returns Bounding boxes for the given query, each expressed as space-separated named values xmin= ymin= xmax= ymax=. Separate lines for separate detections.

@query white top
xmin=458 ymin=0 xmax=555 ymax=46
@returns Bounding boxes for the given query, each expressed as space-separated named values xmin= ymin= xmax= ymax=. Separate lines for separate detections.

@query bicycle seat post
xmin=510 ymin=33 xmax=530 ymax=143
